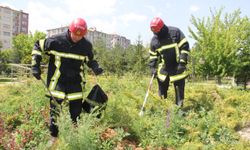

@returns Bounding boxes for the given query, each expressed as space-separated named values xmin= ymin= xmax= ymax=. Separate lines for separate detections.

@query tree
xmin=12 ymin=31 xmax=46 ymax=64
xmin=127 ymin=35 xmax=148 ymax=74
xmin=0 ymin=40 xmax=2 ymax=49
xmin=232 ymin=17 xmax=250 ymax=89
xmin=12 ymin=33 xmax=31 ymax=63
xmin=93 ymin=35 xmax=148 ymax=75
xmin=189 ymin=8 xmax=250 ymax=85
xmin=93 ymin=38 xmax=109 ymax=70
xmin=0 ymin=49 xmax=16 ymax=75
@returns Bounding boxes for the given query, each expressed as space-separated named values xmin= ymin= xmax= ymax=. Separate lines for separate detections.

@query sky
xmin=1 ymin=0 xmax=250 ymax=47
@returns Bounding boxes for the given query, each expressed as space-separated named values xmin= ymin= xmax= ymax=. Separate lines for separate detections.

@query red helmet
xmin=69 ymin=18 xmax=87 ymax=36
xmin=150 ymin=17 xmax=164 ymax=33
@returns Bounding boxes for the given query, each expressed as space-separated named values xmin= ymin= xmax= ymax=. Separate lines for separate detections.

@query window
xmin=3 ymin=32 xmax=10 ymax=36
xmin=22 ymin=14 xmax=28 ymax=18
xmin=4 ymin=8 xmax=11 ymax=14
xmin=22 ymin=21 xmax=27 ymax=25
xmin=21 ymin=27 xmax=27 ymax=32
xmin=3 ymin=16 xmax=11 ymax=21
xmin=3 ymin=24 xmax=11 ymax=29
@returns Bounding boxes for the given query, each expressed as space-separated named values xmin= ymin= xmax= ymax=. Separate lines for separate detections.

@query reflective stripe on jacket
xmin=31 ymin=30 xmax=100 ymax=99
xmin=149 ymin=26 xmax=190 ymax=81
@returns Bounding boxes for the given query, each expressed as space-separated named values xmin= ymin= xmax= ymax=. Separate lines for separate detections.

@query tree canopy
xmin=12 ymin=31 xmax=46 ymax=64
xmin=189 ymin=8 xmax=250 ymax=85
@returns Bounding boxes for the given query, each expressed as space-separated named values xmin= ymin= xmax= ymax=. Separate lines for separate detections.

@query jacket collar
xmin=155 ymin=25 xmax=169 ymax=39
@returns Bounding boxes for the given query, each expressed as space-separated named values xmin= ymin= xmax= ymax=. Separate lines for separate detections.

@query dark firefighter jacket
xmin=31 ymin=30 xmax=100 ymax=98
xmin=149 ymin=25 xmax=190 ymax=81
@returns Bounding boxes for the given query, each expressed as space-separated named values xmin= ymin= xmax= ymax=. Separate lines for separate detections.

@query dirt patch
xmin=0 ymin=117 xmax=4 ymax=145
xmin=100 ymin=128 xmax=117 ymax=141
xmin=116 ymin=139 xmax=138 ymax=150
xmin=100 ymin=128 xmax=174 ymax=150
xmin=238 ymin=127 xmax=250 ymax=140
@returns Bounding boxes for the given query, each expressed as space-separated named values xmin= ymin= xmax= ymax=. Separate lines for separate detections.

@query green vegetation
xmin=12 ymin=31 xmax=46 ymax=64
xmin=0 ymin=75 xmax=249 ymax=149
xmin=0 ymin=41 xmax=2 ymax=49
xmin=189 ymin=8 xmax=250 ymax=87
xmin=0 ymin=7 xmax=249 ymax=150
xmin=93 ymin=35 xmax=148 ymax=76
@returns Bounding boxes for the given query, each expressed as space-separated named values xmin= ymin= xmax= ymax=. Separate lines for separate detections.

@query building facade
xmin=47 ymin=26 xmax=131 ymax=49
xmin=0 ymin=5 xmax=29 ymax=50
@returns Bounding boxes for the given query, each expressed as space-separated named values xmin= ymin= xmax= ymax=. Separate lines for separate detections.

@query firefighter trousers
xmin=49 ymin=98 xmax=82 ymax=137
xmin=157 ymin=76 xmax=185 ymax=106
xmin=48 ymin=81 xmax=84 ymax=137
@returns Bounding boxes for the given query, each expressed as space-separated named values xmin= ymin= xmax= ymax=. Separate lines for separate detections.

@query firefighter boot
xmin=176 ymin=99 xmax=183 ymax=107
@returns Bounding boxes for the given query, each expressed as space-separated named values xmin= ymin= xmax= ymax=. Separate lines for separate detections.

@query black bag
xmin=82 ymin=84 xmax=108 ymax=117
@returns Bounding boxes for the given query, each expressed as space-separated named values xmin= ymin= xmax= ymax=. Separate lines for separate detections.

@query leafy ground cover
xmin=0 ymin=74 xmax=249 ymax=149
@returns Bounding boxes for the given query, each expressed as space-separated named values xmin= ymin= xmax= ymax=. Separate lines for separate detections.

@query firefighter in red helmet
xmin=31 ymin=17 xmax=103 ymax=139
xmin=69 ymin=18 xmax=88 ymax=38
xmin=149 ymin=17 xmax=190 ymax=106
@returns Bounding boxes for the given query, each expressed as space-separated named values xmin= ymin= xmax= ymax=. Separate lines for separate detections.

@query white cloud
xmin=165 ymin=2 xmax=172 ymax=9
xmin=145 ymin=5 xmax=163 ymax=19
xmin=89 ymin=18 xmax=118 ymax=34
xmin=27 ymin=1 xmax=71 ymax=32
xmin=119 ymin=12 xmax=147 ymax=26
xmin=63 ymin=0 xmax=117 ymax=16
xmin=26 ymin=0 xmax=118 ymax=33
xmin=0 ymin=2 xmax=18 ymax=10
xmin=190 ymin=5 xmax=200 ymax=12
xmin=145 ymin=2 xmax=171 ymax=13
xmin=145 ymin=5 xmax=156 ymax=13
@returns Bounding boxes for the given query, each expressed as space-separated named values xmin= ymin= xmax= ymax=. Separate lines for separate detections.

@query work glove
xmin=176 ymin=63 xmax=186 ymax=74
xmin=93 ymin=67 xmax=103 ymax=75
xmin=32 ymin=67 xmax=41 ymax=80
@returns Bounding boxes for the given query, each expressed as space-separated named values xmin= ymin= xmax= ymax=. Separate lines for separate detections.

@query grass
xmin=0 ymin=78 xmax=18 ymax=84
xmin=0 ymin=74 xmax=250 ymax=149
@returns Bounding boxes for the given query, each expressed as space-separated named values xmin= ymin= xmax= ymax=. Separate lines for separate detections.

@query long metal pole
xmin=139 ymin=74 xmax=155 ymax=116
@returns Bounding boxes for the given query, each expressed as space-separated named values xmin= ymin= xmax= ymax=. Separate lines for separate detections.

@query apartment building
xmin=0 ymin=5 xmax=29 ymax=50
xmin=47 ymin=26 xmax=131 ymax=49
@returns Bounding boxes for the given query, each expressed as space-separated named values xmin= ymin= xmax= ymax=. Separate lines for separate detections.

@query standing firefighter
xmin=149 ymin=17 xmax=190 ymax=106
xmin=31 ymin=18 xmax=103 ymax=138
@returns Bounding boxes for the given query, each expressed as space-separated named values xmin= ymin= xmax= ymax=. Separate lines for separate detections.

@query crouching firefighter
xmin=149 ymin=17 xmax=190 ymax=106
xmin=31 ymin=18 xmax=103 ymax=138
